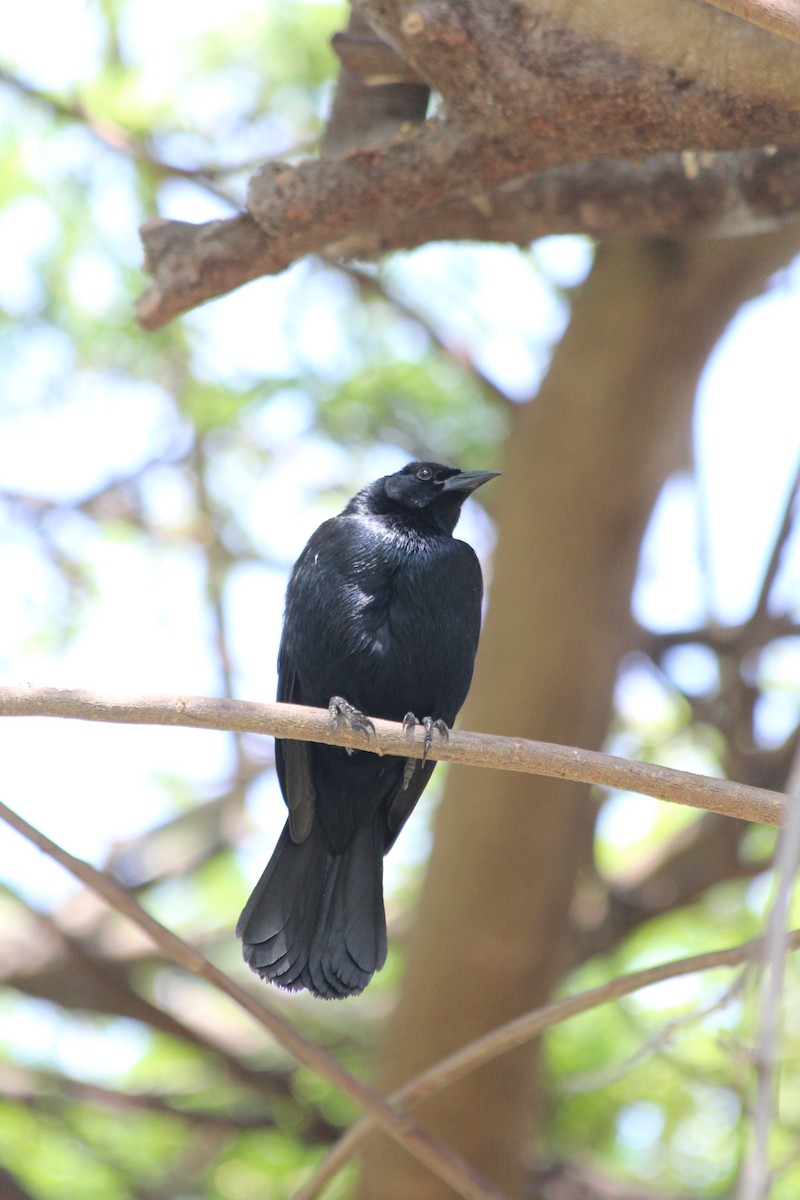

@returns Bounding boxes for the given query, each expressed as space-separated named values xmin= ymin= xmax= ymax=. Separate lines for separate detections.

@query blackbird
xmin=237 ymin=461 xmax=498 ymax=997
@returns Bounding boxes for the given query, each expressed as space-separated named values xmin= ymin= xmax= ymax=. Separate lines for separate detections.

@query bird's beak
xmin=441 ymin=470 xmax=501 ymax=495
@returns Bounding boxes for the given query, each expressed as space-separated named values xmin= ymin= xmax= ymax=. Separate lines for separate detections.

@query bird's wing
xmin=275 ymin=647 xmax=316 ymax=843
xmin=275 ymin=514 xmax=385 ymax=846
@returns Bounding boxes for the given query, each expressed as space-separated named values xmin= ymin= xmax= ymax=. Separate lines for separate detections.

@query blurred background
xmin=2 ymin=2 xmax=800 ymax=1198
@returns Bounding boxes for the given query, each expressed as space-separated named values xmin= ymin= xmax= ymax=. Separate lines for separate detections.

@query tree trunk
xmin=357 ymin=226 xmax=800 ymax=1200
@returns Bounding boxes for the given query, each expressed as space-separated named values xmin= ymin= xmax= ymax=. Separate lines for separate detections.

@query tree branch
xmin=297 ymin=927 xmax=800 ymax=1200
xmin=0 ymin=684 xmax=787 ymax=825
xmin=134 ymin=0 xmax=800 ymax=329
xmin=0 ymin=65 xmax=245 ymax=202
xmin=750 ymin=449 xmax=800 ymax=623
xmin=702 ymin=0 xmax=800 ymax=46
xmin=323 ymin=11 xmax=430 ymax=155
xmin=337 ymin=262 xmax=514 ymax=406
xmin=0 ymin=895 xmax=295 ymax=1100
xmin=739 ymin=752 xmax=800 ymax=1197
xmin=0 ymin=795 xmax=505 ymax=1200
xmin=574 ymin=813 xmax=767 ymax=962
xmin=136 ymin=149 xmax=800 ymax=330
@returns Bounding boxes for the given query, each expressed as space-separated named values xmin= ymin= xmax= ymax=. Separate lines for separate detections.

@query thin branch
xmin=702 ymin=0 xmax=800 ymax=45
xmin=0 ymin=797 xmax=505 ymax=1200
xmin=0 ymin=1068 xmax=317 ymax=1135
xmin=0 ymin=685 xmax=787 ymax=826
xmin=1 ymin=903 xmax=298 ymax=1100
xmin=0 ymin=1166 xmax=36 ymax=1200
xmin=0 ymin=64 xmax=297 ymax=199
xmin=575 ymin=814 xmax=767 ymax=963
xmin=738 ymin=746 xmax=800 ymax=1198
xmin=296 ymin=929 xmax=800 ymax=1200
xmin=337 ymin=262 xmax=514 ymax=407
xmin=642 ymin=613 xmax=800 ymax=658
xmin=561 ymin=969 xmax=748 ymax=1095
xmin=751 ymin=451 xmax=800 ymax=622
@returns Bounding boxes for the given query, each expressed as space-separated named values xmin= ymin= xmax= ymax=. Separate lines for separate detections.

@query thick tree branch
xmin=323 ymin=11 xmax=430 ymax=155
xmin=0 ymin=796 xmax=505 ymax=1200
xmin=331 ymin=23 xmax=423 ymax=84
xmin=136 ymin=213 xmax=273 ymax=329
xmin=136 ymin=149 xmax=800 ymax=329
xmin=342 ymin=148 xmax=800 ymax=251
xmin=136 ymin=0 xmax=800 ymax=328
xmin=0 ymin=684 xmax=787 ymax=825
xmin=702 ymin=0 xmax=800 ymax=45
xmin=297 ymin=927 xmax=800 ymax=1200
xmin=359 ymin=0 xmax=800 ymax=126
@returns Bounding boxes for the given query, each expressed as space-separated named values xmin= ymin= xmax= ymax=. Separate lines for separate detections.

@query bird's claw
xmin=402 ymin=712 xmax=449 ymax=771
xmin=329 ymin=696 xmax=375 ymax=756
xmin=423 ymin=717 xmax=449 ymax=764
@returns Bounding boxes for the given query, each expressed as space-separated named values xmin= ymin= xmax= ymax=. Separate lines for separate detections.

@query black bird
xmin=237 ymin=461 xmax=498 ymax=998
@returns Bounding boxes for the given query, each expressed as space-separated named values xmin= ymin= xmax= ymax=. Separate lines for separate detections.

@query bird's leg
xmin=329 ymin=696 xmax=376 ymax=756
xmin=422 ymin=717 xmax=450 ymax=764
xmin=401 ymin=713 xmax=418 ymax=788
xmin=402 ymin=712 xmax=450 ymax=785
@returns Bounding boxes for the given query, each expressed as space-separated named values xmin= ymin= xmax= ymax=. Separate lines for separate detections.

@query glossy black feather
xmin=237 ymin=461 xmax=497 ymax=998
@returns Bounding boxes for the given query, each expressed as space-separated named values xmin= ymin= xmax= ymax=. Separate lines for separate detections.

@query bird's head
xmin=368 ymin=461 xmax=500 ymax=533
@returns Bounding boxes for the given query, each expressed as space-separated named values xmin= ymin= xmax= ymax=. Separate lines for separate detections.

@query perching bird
xmin=237 ymin=461 xmax=499 ymax=998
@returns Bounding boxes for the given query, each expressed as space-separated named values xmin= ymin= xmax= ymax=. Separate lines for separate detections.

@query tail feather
xmin=237 ymin=820 xmax=387 ymax=999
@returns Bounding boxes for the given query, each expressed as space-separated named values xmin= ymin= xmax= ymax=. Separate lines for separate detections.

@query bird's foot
xmin=329 ymin=696 xmax=376 ymax=756
xmin=402 ymin=712 xmax=449 ymax=782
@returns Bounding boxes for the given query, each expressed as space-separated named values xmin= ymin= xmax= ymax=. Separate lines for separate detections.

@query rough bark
xmin=137 ymin=0 xmax=800 ymax=329
xmin=356 ymin=223 xmax=800 ymax=1200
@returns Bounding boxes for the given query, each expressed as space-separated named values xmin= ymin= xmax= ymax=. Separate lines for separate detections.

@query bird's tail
xmin=236 ymin=819 xmax=387 ymax=999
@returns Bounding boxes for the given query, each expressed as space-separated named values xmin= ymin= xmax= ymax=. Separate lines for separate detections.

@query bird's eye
xmin=416 ymin=467 xmax=433 ymax=481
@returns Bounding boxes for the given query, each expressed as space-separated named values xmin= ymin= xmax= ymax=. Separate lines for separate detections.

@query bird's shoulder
xmin=291 ymin=509 xmax=456 ymax=576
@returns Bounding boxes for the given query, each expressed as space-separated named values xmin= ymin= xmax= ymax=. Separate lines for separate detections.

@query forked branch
xmin=0 ymin=796 xmax=504 ymax=1200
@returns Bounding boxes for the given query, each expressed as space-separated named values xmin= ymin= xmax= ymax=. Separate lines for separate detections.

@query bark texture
xmin=137 ymin=0 xmax=800 ymax=329
xmin=356 ymin=223 xmax=800 ymax=1200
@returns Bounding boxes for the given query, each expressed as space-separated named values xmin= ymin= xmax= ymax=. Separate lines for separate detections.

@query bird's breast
xmin=346 ymin=543 xmax=478 ymax=717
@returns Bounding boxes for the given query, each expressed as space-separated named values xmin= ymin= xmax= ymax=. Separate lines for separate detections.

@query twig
xmin=561 ymin=969 xmax=748 ymax=1095
xmin=751 ymin=451 xmax=800 ymax=622
xmin=296 ymin=929 xmax=800 ymax=1200
xmin=337 ymin=263 xmax=513 ymax=408
xmin=738 ymin=747 xmax=800 ymax=1199
xmin=0 ymin=685 xmax=787 ymax=826
xmin=0 ymin=797 xmax=505 ymax=1200
xmin=0 ymin=64 xmax=290 ymax=198
xmin=701 ymin=0 xmax=800 ymax=46
xmin=0 ymin=1067 xmax=319 ymax=1134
